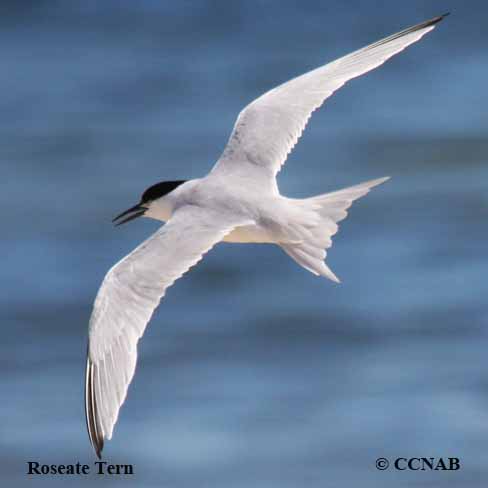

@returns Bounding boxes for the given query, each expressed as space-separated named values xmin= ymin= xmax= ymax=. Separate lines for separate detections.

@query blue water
xmin=2 ymin=2 xmax=488 ymax=487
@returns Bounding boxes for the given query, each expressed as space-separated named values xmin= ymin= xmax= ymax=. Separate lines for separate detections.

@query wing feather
xmin=212 ymin=14 xmax=447 ymax=187
xmin=85 ymin=205 xmax=250 ymax=457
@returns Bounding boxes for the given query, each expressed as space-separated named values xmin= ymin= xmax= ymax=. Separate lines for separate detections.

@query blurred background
xmin=1 ymin=1 xmax=487 ymax=486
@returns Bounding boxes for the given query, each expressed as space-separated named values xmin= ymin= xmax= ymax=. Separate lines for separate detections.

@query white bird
xmin=85 ymin=14 xmax=447 ymax=457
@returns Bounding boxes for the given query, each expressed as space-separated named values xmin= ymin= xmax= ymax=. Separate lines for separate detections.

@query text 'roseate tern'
xmin=85 ymin=14 xmax=448 ymax=458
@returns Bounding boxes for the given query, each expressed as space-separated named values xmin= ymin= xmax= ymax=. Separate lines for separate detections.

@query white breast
xmin=223 ymin=224 xmax=273 ymax=243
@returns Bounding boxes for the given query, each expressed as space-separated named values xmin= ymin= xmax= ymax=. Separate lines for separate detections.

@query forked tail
xmin=281 ymin=177 xmax=389 ymax=283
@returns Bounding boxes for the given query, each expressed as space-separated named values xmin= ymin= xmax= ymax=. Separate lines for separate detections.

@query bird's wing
xmin=85 ymin=205 xmax=251 ymax=458
xmin=211 ymin=14 xmax=447 ymax=189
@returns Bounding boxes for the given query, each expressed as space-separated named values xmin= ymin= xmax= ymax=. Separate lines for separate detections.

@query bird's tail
xmin=280 ymin=177 xmax=389 ymax=283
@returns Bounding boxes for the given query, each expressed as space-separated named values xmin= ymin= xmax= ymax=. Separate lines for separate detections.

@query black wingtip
xmin=363 ymin=12 xmax=450 ymax=54
xmin=93 ymin=427 xmax=104 ymax=459
xmin=95 ymin=441 xmax=104 ymax=460
xmin=412 ymin=12 xmax=450 ymax=31
xmin=429 ymin=12 xmax=450 ymax=25
xmin=85 ymin=353 xmax=105 ymax=460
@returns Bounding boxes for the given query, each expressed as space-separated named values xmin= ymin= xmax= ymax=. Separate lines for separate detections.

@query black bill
xmin=112 ymin=203 xmax=146 ymax=226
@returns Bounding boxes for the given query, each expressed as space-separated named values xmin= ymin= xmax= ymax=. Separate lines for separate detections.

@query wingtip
xmin=85 ymin=354 xmax=105 ymax=460
xmin=93 ymin=426 xmax=104 ymax=459
xmin=375 ymin=176 xmax=391 ymax=185
xmin=95 ymin=441 xmax=104 ymax=460
xmin=429 ymin=12 xmax=450 ymax=26
xmin=404 ymin=12 xmax=450 ymax=35
xmin=363 ymin=176 xmax=390 ymax=189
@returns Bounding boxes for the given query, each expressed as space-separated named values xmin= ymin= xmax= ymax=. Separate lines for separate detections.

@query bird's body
xmin=145 ymin=177 xmax=278 ymax=243
xmin=146 ymin=173 xmax=387 ymax=252
xmin=85 ymin=14 xmax=448 ymax=458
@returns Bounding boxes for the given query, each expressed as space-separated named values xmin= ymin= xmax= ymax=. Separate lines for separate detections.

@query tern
xmin=85 ymin=14 xmax=447 ymax=457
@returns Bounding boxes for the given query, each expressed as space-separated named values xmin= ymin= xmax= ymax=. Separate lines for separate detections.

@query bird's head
xmin=112 ymin=180 xmax=187 ymax=226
